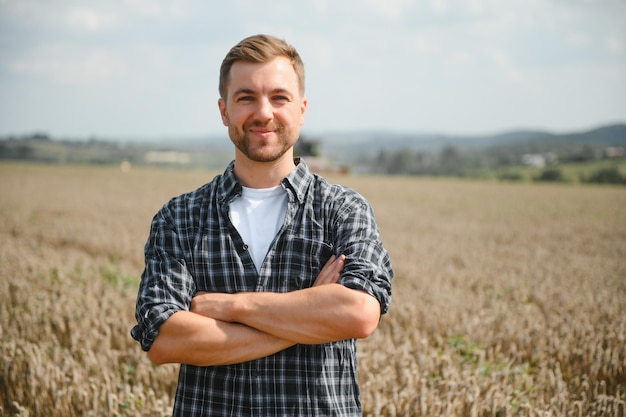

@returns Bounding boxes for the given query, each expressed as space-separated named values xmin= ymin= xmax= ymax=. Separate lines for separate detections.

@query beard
xmin=229 ymin=120 xmax=298 ymax=163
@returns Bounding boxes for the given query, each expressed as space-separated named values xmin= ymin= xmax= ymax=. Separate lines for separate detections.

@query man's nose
xmin=254 ymin=98 xmax=273 ymax=121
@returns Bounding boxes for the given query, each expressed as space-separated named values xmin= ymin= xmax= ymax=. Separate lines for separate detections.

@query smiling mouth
xmin=248 ymin=128 xmax=276 ymax=140
xmin=248 ymin=123 xmax=280 ymax=137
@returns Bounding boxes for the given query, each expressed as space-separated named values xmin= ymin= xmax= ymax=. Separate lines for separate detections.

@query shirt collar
xmin=218 ymin=158 xmax=313 ymax=204
xmin=281 ymin=158 xmax=313 ymax=204
xmin=217 ymin=161 xmax=241 ymax=203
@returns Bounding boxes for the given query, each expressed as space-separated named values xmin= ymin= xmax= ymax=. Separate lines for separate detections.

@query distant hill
xmin=316 ymin=123 xmax=626 ymax=162
xmin=546 ymin=123 xmax=626 ymax=144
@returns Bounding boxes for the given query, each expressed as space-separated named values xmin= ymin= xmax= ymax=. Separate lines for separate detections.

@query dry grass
xmin=1 ymin=162 xmax=624 ymax=416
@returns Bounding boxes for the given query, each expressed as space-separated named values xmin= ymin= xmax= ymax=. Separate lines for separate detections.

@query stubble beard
xmin=229 ymin=121 xmax=297 ymax=163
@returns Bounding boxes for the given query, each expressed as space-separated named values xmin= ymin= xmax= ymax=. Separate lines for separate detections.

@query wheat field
xmin=1 ymin=162 xmax=624 ymax=416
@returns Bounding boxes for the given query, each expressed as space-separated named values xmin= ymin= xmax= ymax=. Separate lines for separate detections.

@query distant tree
xmin=562 ymin=144 xmax=597 ymax=163
xmin=30 ymin=133 xmax=50 ymax=141
xmin=0 ymin=143 xmax=35 ymax=160
xmin=490 ymin=150 xmax=518 ymax=167
xmin=534 ymin=168 xmax=565 ymax=182
xmin=388 ymin=150 xmax=415 ymax=175
xmin=498 ymin=171 xmax=523 ymax=182
xmin=583 ymin=167 xmax=625 ymax=185
xmin=439 ymin=146 xmax=462 ymax=176
xmin=294 ymin=138 xmax=321 ymax=157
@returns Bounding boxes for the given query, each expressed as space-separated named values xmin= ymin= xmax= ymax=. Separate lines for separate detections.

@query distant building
xmin=604 ymin=147 xmax=625 ymax=158
xmin=521 ymin=152 xmax=557 ymax=167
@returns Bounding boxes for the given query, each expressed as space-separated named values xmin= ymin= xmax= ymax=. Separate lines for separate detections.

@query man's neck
xmin=233 ymin=153 xmax=296 ymax=189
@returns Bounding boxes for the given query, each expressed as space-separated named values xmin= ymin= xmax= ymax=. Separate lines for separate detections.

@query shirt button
xmin=242 ymin=244 xmax=249 ymax=251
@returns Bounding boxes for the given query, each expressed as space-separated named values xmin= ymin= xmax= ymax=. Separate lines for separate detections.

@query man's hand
xmin=190 ymin=254 xmax=345 ymax=321
xmin=312 ymin=254 xmax=345 ymax=286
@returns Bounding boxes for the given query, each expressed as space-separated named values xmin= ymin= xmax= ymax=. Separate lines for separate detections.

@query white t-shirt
xmin=229 ymin=185 xmax=288 ymax=272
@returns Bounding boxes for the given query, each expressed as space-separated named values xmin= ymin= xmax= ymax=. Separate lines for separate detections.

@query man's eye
xmin=237 ymin=96 xmax=254 ymax=102
xmin=273 ymin=95 xmax=289 ymax=102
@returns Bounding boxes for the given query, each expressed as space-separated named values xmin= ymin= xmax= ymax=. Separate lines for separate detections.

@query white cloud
xmin=10 ymin=47 xmax=127 ymax=84
xmin=299 ymin=35 xmax=335 ymax=69
xmin=430 ymin=0 xmax=448 ymax=14
xmin=65 ymin=7 xmax=119 ymax=31
xmin=449 ymin=51 xmax=476 ymax=66
xmin=600 ymin=65 xmax=624 ymax=82
xmin=365 ymin=0 xmax=413 ymax=20
xmin=411 ymin=35 xmax=440 ymax=54
xmin=309 ymin=0 xmax=330 ymax=13
xmin=485 ymin=48 xmax=523 ymax=82
xmin=567 ymin=31 xmax=591 ymax=48
xmin=605 ymin=36 xmax=623 ymax=56
xmin=124 ymin=0 xmax=188 ymax=19
xmin=465 ymin=0 xmax=484 ymax=14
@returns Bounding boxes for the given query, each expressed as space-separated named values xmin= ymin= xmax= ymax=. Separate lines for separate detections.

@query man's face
xmin=218 ymin=56 xmax=307 ymax=163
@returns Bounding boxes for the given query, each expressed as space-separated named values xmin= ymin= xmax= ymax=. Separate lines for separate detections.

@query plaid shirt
xmin=131 ymin=159 xmax=393 ymax=416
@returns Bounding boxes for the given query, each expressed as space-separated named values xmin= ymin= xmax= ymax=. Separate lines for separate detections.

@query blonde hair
xmin=219 ymin=34 xmax=305 ymax=99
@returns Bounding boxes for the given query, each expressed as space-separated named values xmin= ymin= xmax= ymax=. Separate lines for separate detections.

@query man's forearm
xmin=190 ymin=254 xmax=381 ymax=344
xmin=148 ymin=310 xmax=294 ymax=366
xmin=237 ymin=284 xmax=380 ymax=343
xmin=193 ymin=284 xmax=381 ymax=344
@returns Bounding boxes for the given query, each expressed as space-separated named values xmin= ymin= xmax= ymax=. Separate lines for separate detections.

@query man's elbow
xmin=351 ymin=293 xmax=381 ymax=339
xmin=146 ymin=338 xmax=169 ymax=365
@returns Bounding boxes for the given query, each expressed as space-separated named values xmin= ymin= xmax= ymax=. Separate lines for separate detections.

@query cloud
xmin=365 ymin=0 xmax=413 ymax=20
xmin=465 ymin=0 xmax=485 ymax=14
xmin=124 ymin=0 xmax=188 ymax=19
xmin=566 ymin=31 xmax=591 ymax=48
xmin=449 ymin=51 xmax=476 ymax=66
xmin=298 ymin=35 xmax=335 ymax=69
xmin=485 ymin=48 xmax=523 ymax=82
xmin=10 ymin=46 xmax=127 ymax=84
xmin=411 ymin=35 xmax=441 ymax=54
xmin=65 ymin=7 xmax=119 ymax=31
xmin=430 ymin=0 xmax=448 ymax=14
xmin=605 ymin=36 xmax=623 ymax=56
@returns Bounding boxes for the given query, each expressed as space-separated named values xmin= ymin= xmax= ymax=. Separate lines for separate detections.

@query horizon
xmin=3 ymin=121 xmax=625 ymax=145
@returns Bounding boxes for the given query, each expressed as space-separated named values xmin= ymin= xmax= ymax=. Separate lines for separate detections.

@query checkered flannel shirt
xmin=131 ymin=159 xmax=393 ymax=416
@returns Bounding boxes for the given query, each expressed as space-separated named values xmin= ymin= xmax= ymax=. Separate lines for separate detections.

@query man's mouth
xmin=248 ymin=123 xmax=280 ymax=138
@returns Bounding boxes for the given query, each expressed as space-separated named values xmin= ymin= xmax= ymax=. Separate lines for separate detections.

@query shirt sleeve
xmin=130 ymin=203 xmax=197 ymax=351
xmin=334 ymin=191 xmax=393 ymax=315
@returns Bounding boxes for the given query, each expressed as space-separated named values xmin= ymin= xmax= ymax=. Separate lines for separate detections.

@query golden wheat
xmin=1 ymin=162 xmax=624 ymax=416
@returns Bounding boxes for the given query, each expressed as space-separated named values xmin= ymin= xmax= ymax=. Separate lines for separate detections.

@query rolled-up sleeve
xmin=130 ymin=204 xmax=196 ymax=351
xmin=335 ymin=193 xmax=393 ymax=315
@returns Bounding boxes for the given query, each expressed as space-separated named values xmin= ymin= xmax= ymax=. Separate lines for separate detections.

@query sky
xmin=1 ymin=0 xmax=625 ymax=141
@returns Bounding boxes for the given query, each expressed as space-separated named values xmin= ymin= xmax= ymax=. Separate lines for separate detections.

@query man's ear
xmin=218 ymin=98 xmax=229 ymax=126
xmin=299 ymin=97 xmax=307 ymax=126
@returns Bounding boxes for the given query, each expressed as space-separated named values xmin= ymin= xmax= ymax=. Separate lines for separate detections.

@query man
xmin=131 ymin=34 xmax=393 ymax=416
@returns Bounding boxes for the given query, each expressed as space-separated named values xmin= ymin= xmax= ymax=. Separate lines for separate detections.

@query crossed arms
xmin=147 ymin=255 xmax=382 ymax=367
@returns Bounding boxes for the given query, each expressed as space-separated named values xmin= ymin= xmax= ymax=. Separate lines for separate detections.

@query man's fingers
xmin=313 ymin=254 xmax=345 ymax=286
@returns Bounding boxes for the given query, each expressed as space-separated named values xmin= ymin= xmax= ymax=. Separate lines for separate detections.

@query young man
xmin=131 ymin=34 xmax=393 ymax=416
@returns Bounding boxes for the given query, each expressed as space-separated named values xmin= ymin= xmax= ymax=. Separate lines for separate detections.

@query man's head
xmin=219 ymin=34 xmax=305 ymax=100
xmin=217 ymin=35 xmax=308 ymax=174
